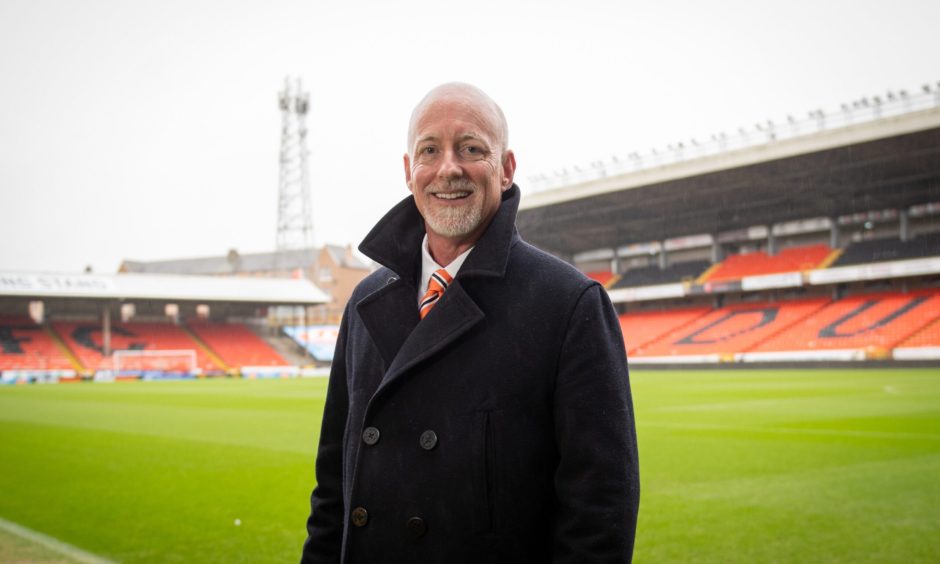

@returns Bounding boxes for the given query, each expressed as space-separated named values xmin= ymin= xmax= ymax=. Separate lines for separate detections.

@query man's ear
xmin=501 ymin=150 xmax=516 ymax=190
xmin=403 ymin=153 xmax=414 ymax=192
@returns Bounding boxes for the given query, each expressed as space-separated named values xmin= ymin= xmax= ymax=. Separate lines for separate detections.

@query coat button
xmin=351 ymin=507 xmax=369 ymax=527
xmin=362 ymin=426 xmax=380 ymax=446
xmin=419 ymin=430 xmax=438 ymax=450
xmin=406 ymin=516 xmax=427 ymax=538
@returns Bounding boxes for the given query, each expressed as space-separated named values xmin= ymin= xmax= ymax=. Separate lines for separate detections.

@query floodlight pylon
xmin=275 ymin=77 xmax=314 ymax=268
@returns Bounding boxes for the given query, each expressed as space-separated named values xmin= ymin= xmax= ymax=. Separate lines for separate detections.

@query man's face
xmin=404 ymin=95 xmax=515 ymax=244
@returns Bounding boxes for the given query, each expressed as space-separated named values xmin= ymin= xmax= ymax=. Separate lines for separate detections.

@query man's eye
xmin=421 ymin=146 xmax=437 ymax=155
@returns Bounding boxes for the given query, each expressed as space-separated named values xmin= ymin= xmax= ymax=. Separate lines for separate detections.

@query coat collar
xmin=358 ymin=184 xmax=522 ymax=288
xmin=355 ymin=184 xmax=522 ymax=403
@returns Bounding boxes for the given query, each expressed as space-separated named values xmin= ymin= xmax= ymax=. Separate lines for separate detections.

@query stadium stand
xmin=754 ymin=290 xmax=940 ymax=353
xmin=52 ymin=321 xmax=221 ymax=373
xmin=186 ymin=322 xmax=288 ymax=369
xmin=0 ymin=316 xmax=74 ymax=371
xmin=832 ymin=232 xmax=940 ymax=266
xmin=702 ymin=244 xmax=833 ymax=282
xmin=896 ymin=317 xmax=940 ymax=349
xmin=632 ymin=298 xmax=830 ymax=358
xmin=619 ymin=307 xmax=711 ymax=353
xmin=610 ymin=260 xmax=710 ymax=289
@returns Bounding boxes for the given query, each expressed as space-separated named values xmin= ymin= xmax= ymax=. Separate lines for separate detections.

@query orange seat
xmin=585 ymin=271 xmax=615 ymax=286
xmin=897 ymin=318 xmax=940 ymax=348
xmin=619 ymin=308 xmax=711 ymax=354
xmin=633 ymin=298 xmax=829 ymax=357
xmin=755 ymin=290 xmax=940 ymax=352
xmin=704 ymin=244 xmax=832 ymax=282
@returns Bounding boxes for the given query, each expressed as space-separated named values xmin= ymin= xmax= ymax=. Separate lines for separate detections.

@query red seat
xmin=52 ymin=321 xmax=219 ymax=372
xmin=0 ymin=316 xmax=73 ymax=371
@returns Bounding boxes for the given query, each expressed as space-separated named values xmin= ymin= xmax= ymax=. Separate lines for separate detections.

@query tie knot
xmin=419 ymin=269 xmax=453 ymax=319
xmin=428 ymin=268 xmax=452 ymax=292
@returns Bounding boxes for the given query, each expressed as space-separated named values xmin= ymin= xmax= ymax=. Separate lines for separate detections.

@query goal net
xmin=112 ymin=349 xmax=199 ymax=377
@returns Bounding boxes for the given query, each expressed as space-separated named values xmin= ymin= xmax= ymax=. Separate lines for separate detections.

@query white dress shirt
xmin=418 ymin=234 xmax=473 ymax=303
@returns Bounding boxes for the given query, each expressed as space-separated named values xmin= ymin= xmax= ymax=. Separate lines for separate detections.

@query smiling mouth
xmin=432 ymin=191 xmax=471 ymax=200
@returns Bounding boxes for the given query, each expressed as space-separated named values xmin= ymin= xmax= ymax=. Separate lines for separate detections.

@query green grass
xmin=0 ymin=379 xmax=325 ymax=563
xmin=1 ymin=369 xmax=939 ymax=562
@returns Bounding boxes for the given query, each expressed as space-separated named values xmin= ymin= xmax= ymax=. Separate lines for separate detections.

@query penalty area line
xmin=0 ymin=516 xmax=117 ymax=564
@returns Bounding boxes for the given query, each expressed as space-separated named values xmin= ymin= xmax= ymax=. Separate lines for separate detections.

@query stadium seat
xmin=633 ymin=298 xmax=830 ymax=357
xmin=186 ymin=322 xmax=288 ymax=368
xmin=0 ymin=316 xmax=74 ymax=371
xmin=611 ymin=260 xmax=710 ymax=289
xmin=703 ymin=244 xmax=832 ymax=282
xmin=619 ymin=307 xmax=711 ymax=353
xmin=754 ymin=290 xmax=940 ymax=352
xmin=833 ymin=232 xmax=940 ymax=267
xmin=585 ymin=271 xmax=616 ymax=287
xmin=896 ymin=317 xmax=940 ymax=348
xmin=51 ymin=321 xmax=220 ymax=373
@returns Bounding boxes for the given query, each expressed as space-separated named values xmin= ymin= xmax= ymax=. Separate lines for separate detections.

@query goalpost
xmin=112 ymin=349 xmax=199 ymax=377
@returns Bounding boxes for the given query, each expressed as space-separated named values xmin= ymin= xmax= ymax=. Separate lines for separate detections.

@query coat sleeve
xmin=301 ymin=307 xmax=351 ymax=564
xmin=552 ymin=283 xmax=640 ymax=563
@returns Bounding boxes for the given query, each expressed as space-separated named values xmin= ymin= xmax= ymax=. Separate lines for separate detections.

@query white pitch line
xmin=0 ymin=516 xmax=117 ymax=564
xmin=639 ymin=421 xmax=940 ymax=441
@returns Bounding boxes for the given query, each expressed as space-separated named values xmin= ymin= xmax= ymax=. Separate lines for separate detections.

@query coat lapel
xmin=356 ymin=278 xmax=420 ymax=370
xmin=355 ymin=184 xmax=522 ymax=402
xmin=372 ymin=280 xmax=484 ymax=400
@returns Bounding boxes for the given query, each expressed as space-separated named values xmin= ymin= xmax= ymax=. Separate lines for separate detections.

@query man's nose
xmin=437 ymin=149 xmax=463 ymax=179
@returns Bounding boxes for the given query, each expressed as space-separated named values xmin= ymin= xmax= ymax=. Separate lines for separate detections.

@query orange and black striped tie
xmin=419 ymin=269 xmax=453 ymax=319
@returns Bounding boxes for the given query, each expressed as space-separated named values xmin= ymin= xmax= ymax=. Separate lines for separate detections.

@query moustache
xmin=426 ymin=179 xmax=477 ymax=194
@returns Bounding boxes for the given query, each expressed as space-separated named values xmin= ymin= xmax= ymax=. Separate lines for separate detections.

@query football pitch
xmin=0 ymin=368 xmax=937 ymax=563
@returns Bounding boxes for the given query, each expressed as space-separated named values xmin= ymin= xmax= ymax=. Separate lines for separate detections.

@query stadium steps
xmin=695 ymin=262 xmax=722 ymax=284
xmin=817 ymin=248 xmax=843 ymax=269
xmin=241 ymin=324 xmax=311 ymax=367
xmin=179 ymin=325 xmax=231 ymax=375
xmin=265 ymin=332 xmax=314 ymax=367
xmin=44 ymin=324 xmax=87 ymax=375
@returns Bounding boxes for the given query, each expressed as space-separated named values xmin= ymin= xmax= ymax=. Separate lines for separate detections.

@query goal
xmin=112 ymin=349 xmax=199 ymax=376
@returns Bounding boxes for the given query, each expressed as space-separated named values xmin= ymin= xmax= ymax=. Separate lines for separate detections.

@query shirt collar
xmin=419 ymin=234 xmax=473 ymax=300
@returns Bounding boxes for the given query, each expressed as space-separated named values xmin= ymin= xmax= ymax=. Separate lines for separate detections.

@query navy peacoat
xmin=302 ymin=185 xmax=639 ymax=563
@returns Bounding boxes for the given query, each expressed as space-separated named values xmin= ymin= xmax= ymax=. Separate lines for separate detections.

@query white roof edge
xmin=0 ymin=272 xmax=330 ymax=305
xmin=520 ymin=106 xmax=940 ymax=210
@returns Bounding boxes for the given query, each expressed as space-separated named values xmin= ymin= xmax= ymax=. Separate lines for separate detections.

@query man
xmin=302 ymin=83 xmax=639 ymax=563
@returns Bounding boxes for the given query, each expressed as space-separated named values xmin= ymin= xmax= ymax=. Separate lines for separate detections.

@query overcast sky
xmin=1 ymin=0 xmax=937 ymax=274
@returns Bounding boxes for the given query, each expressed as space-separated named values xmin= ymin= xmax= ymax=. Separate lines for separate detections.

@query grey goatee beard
xmin=423 ymin=179 xmax=483 ymax=238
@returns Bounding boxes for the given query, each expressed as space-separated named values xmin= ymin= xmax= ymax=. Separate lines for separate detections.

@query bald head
xmin=407 ymin=82 xmax=509 ymax=157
